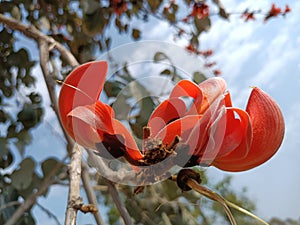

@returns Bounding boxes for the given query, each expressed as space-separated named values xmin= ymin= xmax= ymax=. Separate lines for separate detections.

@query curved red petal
xmin=196 ymin=107 xmax=227 ymax=164
xmin=67 ymin=102 xmax=143 ymax=161
xmin=224 ymin=92 xmax=232 ymax=107
xmin=155 ymin=115 xmax=202 ymax=146
xmin=187 ymin=95 xmax=225 ymax=158
xmin=68 ymin=101 xmax=114 ymax=133
xmin=170 ymin=80 xmax=203 ymax=114
xmin=66 ymin=101 xmax=114 ymax=149
xmin=148 ymin=98 xmax=187 ymax=137
xmin=65 ymin=115 xmax=102 ymax=149
xmin=214 ymin=88 xmax=285 ymax=172
xmin=59 ymin=61 xmax=108 ymax=135
xmin=112 ymin=119 xmax=144 ymax=161
xmin=198 ymin=77 xmax=227 ymax=113
xmin=211 ymin=108 xmax=252 ymax=169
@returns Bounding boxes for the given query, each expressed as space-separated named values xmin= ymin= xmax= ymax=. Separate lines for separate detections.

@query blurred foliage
xmin=97 ymin=168 xmax=270 ymax=225
xmin=0 ymin=0 xmax=296 ymax=224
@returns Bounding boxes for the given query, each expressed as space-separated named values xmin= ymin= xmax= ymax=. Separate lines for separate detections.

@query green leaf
xmin=194 ymin=16 xmax=211 ymax=35
xmin=153 ymin=51 xmax=169 ymax=63
xmin=10 ymin=158 xmax=35 ymax=190
xmin=7 ymin=124 xmax=17 ymax=138
xmin=0 ymin=138 xmax=13 ymax=169
xmin=82 ymin=8 xmax=106 ymax=37
xmin=131 ymin=97 xmax=156 ymax=138
xmin=132 ymin=28 xmax=141 ymax=40
xmin=160 ymin=69 xmax=172 ymax=76
xmin=104 ymin=81 xmax=122 ymax=97
xmin=0 ymin=109 xmax=8 ymax=123
xmin=193 ymin=71 xmax=206 ymax=84
xmin=190 ymin=34 xmax=199 ymax=49
xmin=128 ymin=81 xmax=151 ymax=109
xmin=22 ymin=74 xmax=36 ymax=87
xmin=41 ymin=158 xmax=63 ymax=178
xmin=17 ymin=104 xmax=43 ymax=130
xmin=0 ymin=138 xmax=9 ymax=158
xmin=28 ymin=92 xmax=42 ymax=105
xmin=81 ymin=0 xmax=100 ymax=15
xmin=11 ymin=5 xmax=21 ymax=20
xmin=112 ymin=94 xmax=131 ymax=121
xmin=18 ymin=173 xmax=44 ymax=198
xmin=38 ymin=16 xmax=50 ymax=31
xmin=0 ymin=152 xmax=13 ymax=169
xmin=147 ymin=0 xmax=163 ymax=12
xmin=14 ymin=129 xmax=32 ymax=155
xmin=105 ymin=37 xmax=111 ymax=49
xmin=212 ymin=0 xmax=229 ymax=20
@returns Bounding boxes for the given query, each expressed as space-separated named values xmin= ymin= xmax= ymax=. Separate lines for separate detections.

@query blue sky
xmin=11 ymin=0 xmax=300 ymax=224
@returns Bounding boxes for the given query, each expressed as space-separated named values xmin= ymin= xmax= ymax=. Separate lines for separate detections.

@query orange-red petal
xmin=214 ymin=87 xmax=284 ymax=172
xmin=67 ymin=102 xmax=143 ymax=161
xmin=211 ymin=108 xmax=252 ymax=167
xmin=112 ymin=119 xmax=143 ymax=160
xmin=170 ymin=80 xmax=203 ymax=114
xmin=187 ymin=95 xmax=225 ymax=157
xmin=155 ymin=115 xmax=202 ymax=146
xmin=198 ymin=77 xmax=227 ymax=114
xmin=59 ymin=61 xmax=108 ymax=135
xmin=67 ymin=101 xmax=114 ymax=146
xmin=148 ymin=98 xmax=187 ymax=137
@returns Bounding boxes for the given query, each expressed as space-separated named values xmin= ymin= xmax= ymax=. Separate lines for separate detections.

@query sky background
xmin=11 ymin=0 xmax=300 ymax=224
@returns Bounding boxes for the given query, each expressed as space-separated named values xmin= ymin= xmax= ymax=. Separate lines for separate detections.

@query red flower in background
xmin=264 ymin=3 xmax=291 ymax=22
xmin=241 ymin=10 xmax=255 ymax=22
xmin=283 ymin=5 xmax=291 ymax=15
xmin=213 ymin=69 xmax=221 ymax=76
xmin=269 ymin=3 xmax=282 ymax=16
xmin=59 ymin=61 xmax=285 ymax=172
xmin=190 ymin=2 xmax=210 ymax=19
xmin=110 ymin=0 xmax=127 ymax=16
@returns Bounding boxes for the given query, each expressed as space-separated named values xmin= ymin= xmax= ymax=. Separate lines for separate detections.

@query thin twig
xmin=85 ymin=149 xmax=137 ymax=184
xmin=93 ymin=185 xmax=109 ymax=192
xmin=0 ymin=14 xmax=78 ymax=67
xmin=36 ymin=202 xmax=62 ymax=225
xmin=81 ymin=163 xmax=106 ymax=225
xmin=225 ymin=200 xmax=269 ymax=225
xmin=0 ymin=201 xmax=21 ymax=212
xmin=186 ymin=179 xmax=237 ymax=225
xmin=104 ymin=178 xmax=133 ymax=225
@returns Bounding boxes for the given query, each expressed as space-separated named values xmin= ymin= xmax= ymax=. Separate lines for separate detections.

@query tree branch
xmin=0 ymin=13 xmax=78 ymax=67
xmin=85 ymin=149 xmax=137 ymax=184
xmin=0 ymin=13 xmax=107 ymax=225
xmin=64 ymin=144 xmax=82 ymax=225
xmin=81 ymin=163 xmax=106 ymax=225
xmin=104 ymin=178 xmax=133 ymax=225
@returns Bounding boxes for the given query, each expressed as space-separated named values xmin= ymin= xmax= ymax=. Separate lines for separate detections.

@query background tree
xmin=0 ymin=1 xmax=296 ymax=225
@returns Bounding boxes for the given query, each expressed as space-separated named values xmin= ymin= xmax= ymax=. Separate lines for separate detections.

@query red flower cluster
xmin=241 ymin=4 xmax=291 ymax=22
xmin=185 ymin=44 xmax=197 ymax=53
xmin=110 ymin=0 xmax=127 ymax=16
xmin=190 ymin=2 xmax=210 ymax=19
xmin=199 ymin=49 xmax=213 ymax=57
xmin=241 ymin=10 xmax=255 ymax=22
xmin=59 ymin=61 xmax=285 ymax=172
xmin=213 ymin=69 xmax=221 ymax=76
xmin=264 ymin=4 xmax=291 ymax=22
